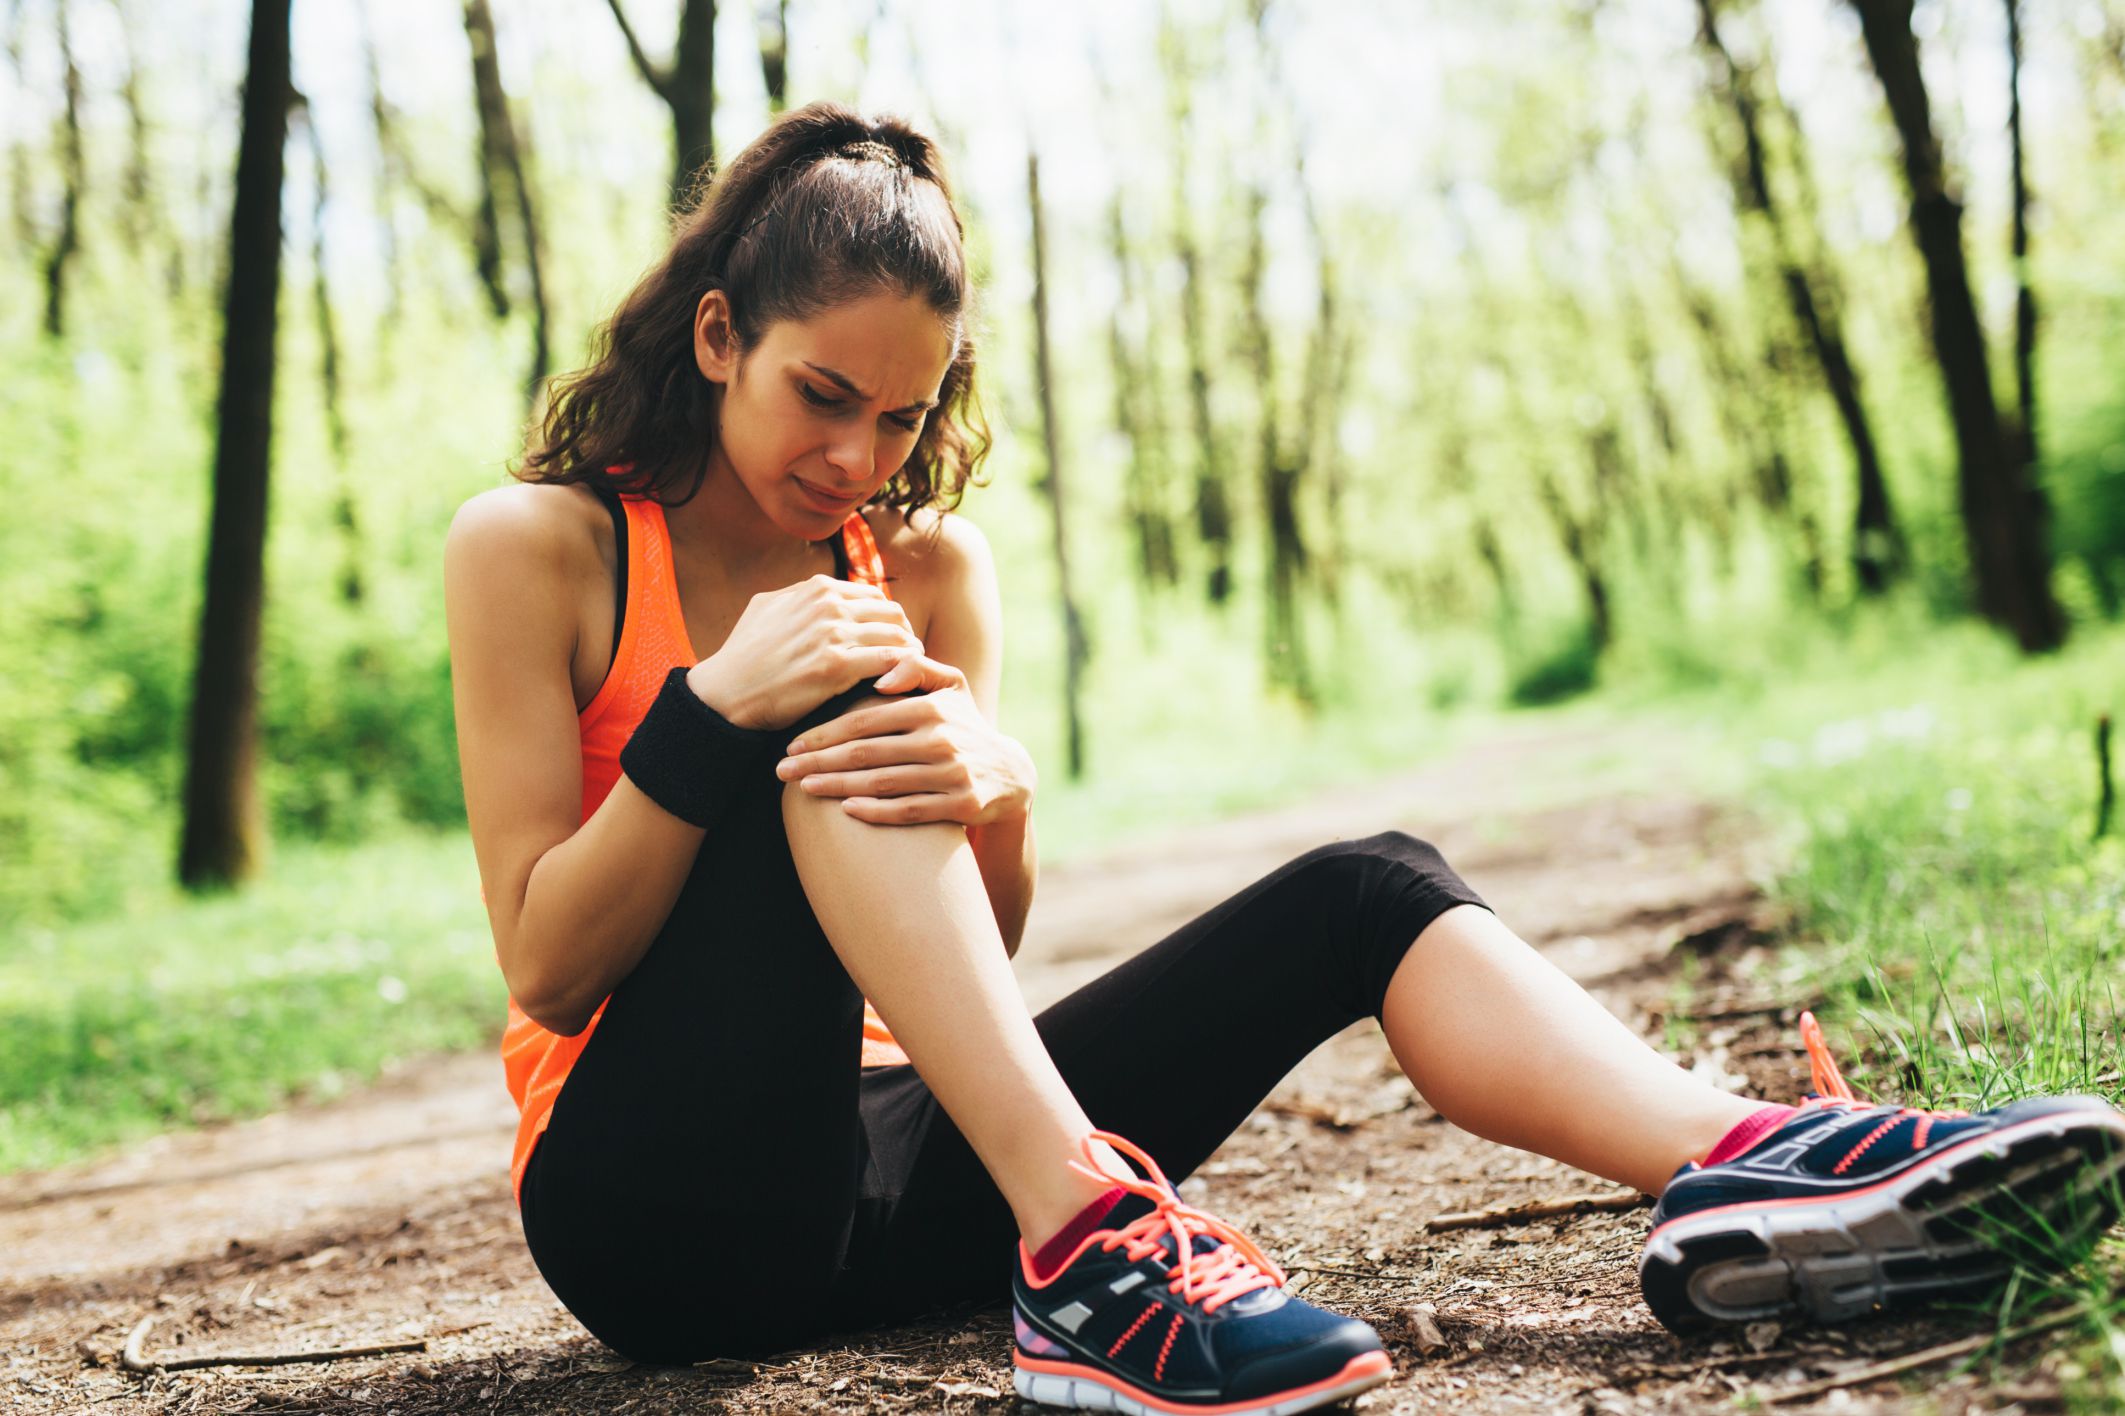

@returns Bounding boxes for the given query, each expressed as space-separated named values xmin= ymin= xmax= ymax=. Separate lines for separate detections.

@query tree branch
xmin=603 ymin=0 xmax=671 ymax=101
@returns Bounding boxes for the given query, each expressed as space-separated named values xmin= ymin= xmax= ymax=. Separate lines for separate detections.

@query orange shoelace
xmin=1068 ymin=1130 xmax=1285 ymax=1313
xmin=1799 ymin=1010 xmax=1968 ymax=1166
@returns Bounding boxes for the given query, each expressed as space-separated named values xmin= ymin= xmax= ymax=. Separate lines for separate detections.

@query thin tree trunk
xmin=179 ymin=0 xmax=293 ymax=890
xmin=297 ymin=101 xmax=364 ymax=606
xmin=42 ymin=0 xmax=83 ymax=338
xmin=1105 ymin=194 xmax=1177 ymax=598
xmin=6 ymin=0 xmax=30 ymax=251
xmin=1700 ymin=0 xmax=1899 ymax=593
xmin=606 ymin=0 xmax=717 ymax=208
xmin=757 ymin=0 xmax=788 ymax=113
xmin=114 ymin=0 xmax=166 ymax=286
xmin=1851 ymin=0 xmax=2064 ymax=651
xmin=465 ymin=1 xmax=511 ymax=319
xmin=1026 ymin=153 xmax=1088 ymax=780
xmin=2005 ymin=0 xmax=2037 ymax=467
xmin=464 ymin=0 xmax=551 ymax=394
xmin=359 ymin=7 xmax=403 ymax=321
xmin=1237 ymin=184 xmax=1311 ymax=699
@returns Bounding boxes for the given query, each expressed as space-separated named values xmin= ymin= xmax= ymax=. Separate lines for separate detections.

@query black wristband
xmin=618 ymin=667 xmax=784 ymax=829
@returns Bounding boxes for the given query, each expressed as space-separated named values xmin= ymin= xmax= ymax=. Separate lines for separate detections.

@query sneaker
xmin=1012 ymin=1131 xmax=1392 ymax=1415
xmin=1640 ymin=1011 xmax=2125 ymax=1332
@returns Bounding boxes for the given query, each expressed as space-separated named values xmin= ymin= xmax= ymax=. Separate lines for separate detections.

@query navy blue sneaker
xmin=1641 ymin=1012 xmax=2125 ymax=1332
xmin=1012 ymin=1131 xmax=1391 ymax=1414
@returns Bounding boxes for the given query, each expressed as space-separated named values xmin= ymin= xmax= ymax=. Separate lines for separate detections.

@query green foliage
xmin=1505 ymin=621 xmax=1601 ymax=706
xmin=0 ymin=832 xmax=499 ymax=1172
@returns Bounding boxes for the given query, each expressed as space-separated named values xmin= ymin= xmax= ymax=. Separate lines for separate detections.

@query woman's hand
xmin=686 ymin=575 xmax=923 ymax=730
xmin=773 ymin=652 xmax=1037 ymax=827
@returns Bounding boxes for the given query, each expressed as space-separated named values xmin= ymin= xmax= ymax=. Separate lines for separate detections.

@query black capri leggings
xmin=518 ymin=691 xmax=1488 ymax=1363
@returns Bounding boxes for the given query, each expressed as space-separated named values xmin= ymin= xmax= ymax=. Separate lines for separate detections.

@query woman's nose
xmin=823 ymin=424 xmax=875 ymax=481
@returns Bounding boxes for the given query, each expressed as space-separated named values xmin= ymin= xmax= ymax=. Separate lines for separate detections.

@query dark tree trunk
xmin=464 ymin=0 xmax=551 ymax=394
xmin=465 ymin=1 xmax=511 ymax=319
xmin=1700 ymin=0 xmax=1899 ymax=593
xmin=297 ymin=101 xmax=364 ymax=606
xmin=1104 ymin=195 xmax=1178 ymax=597
xmin=1026 ymin=153 xmax=1088 ymax=780
xmin=757 ymin=0 xmax=787 ymax=113
xmin=179 ymin=0 xmax=292 ymax=890
xmin=2005 ymin=0 xmax=2037 ymax=469
xmin=1851 ymin=0 xmax=2064 ymax=651
xmin=42 ymin=0 xmax=83 ymax=338
xmin=606 ymin=0 xmax=717 ymax=208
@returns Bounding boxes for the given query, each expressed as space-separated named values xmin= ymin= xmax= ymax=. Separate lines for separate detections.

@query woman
xmin=445 ymin=102 xmax=2123 ymax=1415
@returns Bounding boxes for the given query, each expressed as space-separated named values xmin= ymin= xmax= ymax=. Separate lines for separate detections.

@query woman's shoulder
xmin=858 ymin=503 xmax=992 ymax=586
xmin=447 ymin=480 xmax=611 ymax=585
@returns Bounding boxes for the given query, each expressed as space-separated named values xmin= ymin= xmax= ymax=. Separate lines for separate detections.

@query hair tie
xmin=836 ymin=138 xmax=904 ymax=169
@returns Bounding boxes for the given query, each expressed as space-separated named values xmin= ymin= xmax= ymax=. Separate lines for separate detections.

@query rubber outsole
xmin=1640 ymin=1106 xmax=2125 ymax=1333
xmin=1012 ymin=1350 xmax=1393 ymax=1415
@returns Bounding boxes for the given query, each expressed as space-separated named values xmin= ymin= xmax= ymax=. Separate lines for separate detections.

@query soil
xmin=0 ymin=725 xmax=2066 ymax=1414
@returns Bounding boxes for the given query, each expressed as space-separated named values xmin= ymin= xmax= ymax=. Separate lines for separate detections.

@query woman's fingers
xmin=838 ymin=793 xmax=960 ymax=825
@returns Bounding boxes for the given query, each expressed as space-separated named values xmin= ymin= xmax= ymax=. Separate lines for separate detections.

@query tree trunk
xmin=605 ymin=0 xmax=717 ymax=209
xmin=1105 ymin=194 xmax=1178 ymax=599
xmin=179 ymin=0 xmax=292 ymax=890
xmin=42 ymin=0 xmax=82 ymax=338
xmin=757 ymin=0 xmax=788 ymax=113
xmin=6 ymin=0 xmax=30 ymax=252
xmin=297 ymin=101 xmax=365 ymax=606
xmin=465 ymin=0 xmax=511 ymax=319
xmin=1851 ymin=0 xmax=2064 ymax=651
xmin=1700 ymin=0 xmax=1899 ymax=593
xmin=1237 ymin=183 xmax=1312 ymax=701
xmin=2005 ymin=0 xmax=2037 ymax=468
xmin=1027 ymin=153 xmax=1088 ymax=780
xmin=464 ymin=0 xmax=551 ymax=394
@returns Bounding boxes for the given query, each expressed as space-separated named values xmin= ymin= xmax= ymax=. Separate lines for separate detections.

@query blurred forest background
xmin=3 ymin=0 xmax=2124 ymax=924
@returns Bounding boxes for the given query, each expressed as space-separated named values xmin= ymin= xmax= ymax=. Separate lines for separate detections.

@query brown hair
xmin=518 ymin=102 xmax=988 ymax=513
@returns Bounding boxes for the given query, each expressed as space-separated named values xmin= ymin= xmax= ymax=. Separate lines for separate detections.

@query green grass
xmin=1644 ymin=609 xmax=2125 ymax=1407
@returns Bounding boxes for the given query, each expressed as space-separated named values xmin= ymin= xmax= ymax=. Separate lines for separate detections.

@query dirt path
xmin=0 ymin=726 xmax=2018 ymax=1413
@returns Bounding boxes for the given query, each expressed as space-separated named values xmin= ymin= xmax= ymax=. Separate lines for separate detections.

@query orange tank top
xmin=499 ymin=494 xmax=909 ymax=1202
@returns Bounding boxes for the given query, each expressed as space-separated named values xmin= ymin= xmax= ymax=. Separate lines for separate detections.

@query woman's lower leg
xmin=782 ymin=776 xmax=1120 ymax=1248
xmin=1380 ymin=904 xmax=1767 ymax=1195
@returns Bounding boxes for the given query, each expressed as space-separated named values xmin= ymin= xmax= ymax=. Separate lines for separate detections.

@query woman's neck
xmin=665 ymin=448 xmax=828 ymax=582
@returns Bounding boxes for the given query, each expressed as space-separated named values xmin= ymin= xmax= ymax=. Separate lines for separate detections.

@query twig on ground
xmin=1756 ymin=1306 xmax=2087 ymax=1405
xmin=117 ymin=1314 xmax=426 ymax=1374
xmin=1425 ymin=1191 xmax=1652 ymax=1232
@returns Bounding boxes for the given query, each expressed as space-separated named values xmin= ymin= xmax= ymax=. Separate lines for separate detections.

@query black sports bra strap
xmin=591 ymin=481 xmax=628 ymax=676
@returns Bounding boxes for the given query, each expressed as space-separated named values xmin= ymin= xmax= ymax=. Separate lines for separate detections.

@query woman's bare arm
xmin=445 ymin=486 xmax=703 ymax=1035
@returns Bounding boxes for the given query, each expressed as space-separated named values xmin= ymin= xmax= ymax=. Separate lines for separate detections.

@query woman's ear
xmin=694 ymin=290 xmax=738 ymax=384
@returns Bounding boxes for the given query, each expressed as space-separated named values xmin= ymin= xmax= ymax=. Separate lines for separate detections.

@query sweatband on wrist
xmin=618 ymin=666 xmax=784 ymax=829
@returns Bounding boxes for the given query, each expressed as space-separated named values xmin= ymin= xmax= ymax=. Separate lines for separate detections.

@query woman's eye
xmin=889 ymin=414 xmax=923 ymax=434
xmin=798 ymin=383 xmax=841 ymax=410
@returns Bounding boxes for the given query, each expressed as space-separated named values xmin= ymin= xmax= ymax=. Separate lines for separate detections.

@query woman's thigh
xmin=828 ymin=830 xmax=1487 ymax=1328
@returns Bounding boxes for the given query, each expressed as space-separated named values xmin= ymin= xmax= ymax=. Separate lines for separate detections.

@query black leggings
xmin=519 ymin=704 xmax=1488 ymax=1363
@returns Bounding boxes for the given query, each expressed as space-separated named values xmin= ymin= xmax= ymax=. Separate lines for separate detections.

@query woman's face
xmin=696 ymin=287 xmax=955 ymax=535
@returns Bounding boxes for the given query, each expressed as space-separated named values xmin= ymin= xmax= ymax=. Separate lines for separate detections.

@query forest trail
xmin=1 ymin=725 xmax=2007 ymax=1413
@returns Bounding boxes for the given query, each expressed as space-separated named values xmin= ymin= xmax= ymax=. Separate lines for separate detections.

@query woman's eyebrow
xmin=802 ymin=361 xmax=938 ymax=413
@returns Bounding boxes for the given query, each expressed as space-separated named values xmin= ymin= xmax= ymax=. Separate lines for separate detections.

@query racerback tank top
xmin=499 ymin=491 xmax=909 ymax=1203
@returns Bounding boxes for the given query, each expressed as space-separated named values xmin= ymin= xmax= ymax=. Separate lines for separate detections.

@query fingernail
xmin=787 ymin=739 xmax=806 ymax=753
xmin=774 ymin=760 xmax=793 ymax=778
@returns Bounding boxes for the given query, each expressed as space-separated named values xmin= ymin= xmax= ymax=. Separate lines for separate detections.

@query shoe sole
xmin=1640 ymin=1106 xmax=2125 ymax=1333
xmin=1013 ymin=1350 xmax=1392 ymax=1415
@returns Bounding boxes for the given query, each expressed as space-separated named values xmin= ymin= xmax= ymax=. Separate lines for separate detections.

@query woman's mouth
xmin=794 ymin=477 xmax=863 ymax=512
